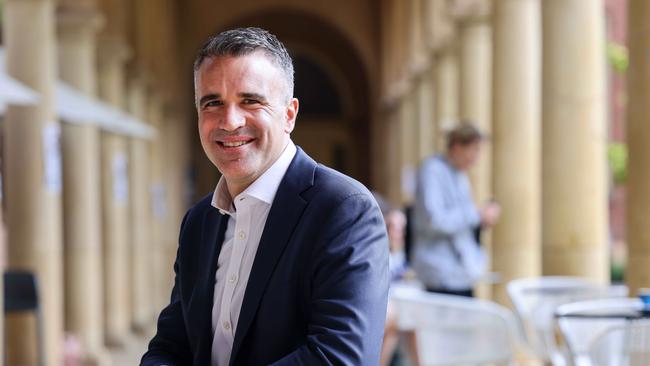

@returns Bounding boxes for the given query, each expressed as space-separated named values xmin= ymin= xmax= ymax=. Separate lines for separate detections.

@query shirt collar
xmin=211 ymin=140 xmax=297 ymax=215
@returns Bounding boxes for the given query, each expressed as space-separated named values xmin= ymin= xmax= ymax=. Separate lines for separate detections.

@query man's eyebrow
xmin=240 ymin=92 xmax=267 ymax=102
xmin=198 ymin=93 xmax=220 ymax=106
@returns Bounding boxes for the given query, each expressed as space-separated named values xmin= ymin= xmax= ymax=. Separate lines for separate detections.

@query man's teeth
xmin=222 ymin=141 xmax=248 ymax=147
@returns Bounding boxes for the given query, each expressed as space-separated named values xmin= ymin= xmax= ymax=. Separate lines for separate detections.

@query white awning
xmin=56 ymin=82 xmax=156 ymax=140
xmin=1 ymin=46 xmax=156 ymax=140
xmin=0 ymin=48 xmax=40 ymax=114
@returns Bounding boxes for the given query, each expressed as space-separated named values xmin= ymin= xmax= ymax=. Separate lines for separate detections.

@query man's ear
xmin=284 ymin=98 xmax=299 ymax=133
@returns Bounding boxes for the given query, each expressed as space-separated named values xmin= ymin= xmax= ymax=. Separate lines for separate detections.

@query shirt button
xmin=238 ymin=231 xmax=246 ymax=240
xmin=228 ymin=275 xmax=237 ymax=284
xmin=223 ymin=321 xmax=231 ymax=330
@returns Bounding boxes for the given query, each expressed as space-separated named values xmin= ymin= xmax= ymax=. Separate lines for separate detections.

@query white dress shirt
xmin=210 ymin=141 xmax=297 ymax=366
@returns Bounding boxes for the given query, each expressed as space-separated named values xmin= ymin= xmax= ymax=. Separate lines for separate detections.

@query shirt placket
xmin=218 ymin=197 xmax=250 ymax=350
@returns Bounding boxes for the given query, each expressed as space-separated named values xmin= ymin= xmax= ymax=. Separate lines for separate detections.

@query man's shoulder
xmin=310 ymin=164 xmax=374 ymax=204
xmin=420 ymin=154 xmax=451 ymax=174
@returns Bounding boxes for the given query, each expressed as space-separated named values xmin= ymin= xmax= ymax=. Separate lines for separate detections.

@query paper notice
xmin=42 ymin=123 xmax=62 ymax=193
xmin=151 ymin=183 xmax=167 ymax=219
xmin=112 ymin=153 xmax=129 ymax=203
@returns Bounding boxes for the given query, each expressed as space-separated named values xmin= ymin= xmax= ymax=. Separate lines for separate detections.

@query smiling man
xmin=141 ymin=27 xmax=389 ymax=366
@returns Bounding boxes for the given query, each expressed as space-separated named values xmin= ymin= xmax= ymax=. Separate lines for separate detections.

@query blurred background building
xmin=0 ymin=0 xmax=648 ymax=364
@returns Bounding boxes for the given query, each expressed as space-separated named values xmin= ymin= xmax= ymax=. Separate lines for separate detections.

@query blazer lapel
xmin=229 ymin=148 xmax=316 ymax=365
xmin=195 ymin=207 xmax=229 ymax=364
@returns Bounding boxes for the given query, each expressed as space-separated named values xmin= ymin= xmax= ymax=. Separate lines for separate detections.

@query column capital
xmin=56 ymin=6 xmax=104 ymax=35
xmin=380 ymin=78 xmax=413 ymax=112
xmin=449 ymin=0 xmax=491 ymax=23
xmin=97 ymin=34 xmax=132 ymax=66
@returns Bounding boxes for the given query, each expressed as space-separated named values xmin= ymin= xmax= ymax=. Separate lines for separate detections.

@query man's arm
xmin=141 ymin=214 xmax=193 ymax=366
xmin=271 ymin=192 xmax=390 ymax=366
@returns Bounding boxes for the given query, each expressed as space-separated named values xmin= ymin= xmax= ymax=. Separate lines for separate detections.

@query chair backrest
xmin=390 ymin=286 xmax=519 ymax=365
xmin=4 ymin=271 xmax=39 ymax=312
xmin=556 ymin=297 xmax=644 ymax=365
xmin=587 ymin=321 xmax=650 ymax=366
xmin=507 ymin=276 xmax=628 ymax=363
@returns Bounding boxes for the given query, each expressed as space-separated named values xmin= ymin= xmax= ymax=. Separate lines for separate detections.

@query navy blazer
xmin=141 ymin=148 xmax=389 ymax=365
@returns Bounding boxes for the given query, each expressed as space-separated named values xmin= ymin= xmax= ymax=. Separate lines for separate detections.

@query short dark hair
xmin=446 ymin=122 xmax=486 ymax=150
xmin=193 ymin=27 xmax=294 ymax=100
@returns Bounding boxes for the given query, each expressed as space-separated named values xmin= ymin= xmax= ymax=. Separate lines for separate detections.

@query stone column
xmin=456 ymin=0 xmax=492 ymax=205
xmin=161 ymin=112 xmax=187 ymax=297
xmin=147 ymin=95 xmax=170 ymax=311
xmin=416 ymin=72 xmax=436 ymax=160
xmin=541 ymin=0 xmax=608 ymax=281
xmin=383 ymin=102 xmax=403 ymax=205
xmin=399 ymin=90 xmax=418 ymax=204
xmin=126 ymin=78 xmax=154 ymax=334
xmin=96 ymin=39 xmax=133 ymax=350
xmin=56 ymin=4 xmax=111 ymax=363
xmin=2 ymin=0 xmax=64 ymax=364
xmin=434 ymin=44 xmax=459 ymax=151
xmin=626 ymin=0 xmax=650 ymax=294
xmin=491 ymin=0 xmax=541 ymax=305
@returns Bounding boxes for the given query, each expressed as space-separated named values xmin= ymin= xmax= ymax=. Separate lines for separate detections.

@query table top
xmin=556 ymin=310 xmax=650 ymax=320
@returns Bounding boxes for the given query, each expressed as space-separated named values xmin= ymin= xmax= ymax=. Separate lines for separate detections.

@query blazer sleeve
xmin=270 ymin=192 xmax=390 ymax=366
xmin=141 ymin=213 xmax=193 ymax=366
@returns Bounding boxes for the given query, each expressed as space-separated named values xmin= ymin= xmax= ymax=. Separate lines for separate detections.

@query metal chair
xmin=390 ymin=285 xmax=520 ymax=365
xmin=506 ymin=276 xmax=629 ymax=366
xmin=555 ymin=297 xmax=646 ymax=366
xmin=4 ymin=270 xmax=44 ymax=366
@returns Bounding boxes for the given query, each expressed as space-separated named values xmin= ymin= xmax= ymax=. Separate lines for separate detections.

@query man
xmin=141 ymin=27 xmax=389 ymax=365
xmin=411 ymin=123 xmax=500 ymax=297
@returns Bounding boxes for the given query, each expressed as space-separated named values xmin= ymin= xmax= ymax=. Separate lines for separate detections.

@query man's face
xmin=450 ymin=140 xmax=482 ymax=171
xmin=195 ymin=52 xmax=298 ymax=196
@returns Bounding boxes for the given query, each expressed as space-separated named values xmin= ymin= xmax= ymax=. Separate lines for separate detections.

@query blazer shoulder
xmin=311 ymin=164 xmax=375 ymax=203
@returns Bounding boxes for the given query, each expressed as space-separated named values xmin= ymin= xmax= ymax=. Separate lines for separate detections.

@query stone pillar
xmin=147 ymin=95 xmax=170 ymax=311
xmin=96 ymin=41 xmax=133 ymax=350
xmin=399 ymin=90 xmax=418 ymax=204
xmin=491 ymin=0 xmax=541 ymax=305
xmin=56 ymin=4 xmax=111 ymax=363
xmin=2 ymin=0 xmax=64 ymax=364
xmin=126 ymin=78 xmax=154 ymax=333
xmin=626 ymin=0 xmax=650 ymax=294
xmin=385 ymin=104 xmax=403 ymax=206
xmin=434 ymin=44 xmax=459 ymax=151
xmin=541 ymin=0 xmax=608 ymax=281
xmin=416 ymin=72 xmax=436 ymax=160
xmin=456 ymin=0 xmax=492 ymax=205
xmin=161 ymin=112 xmax=187 ymax=296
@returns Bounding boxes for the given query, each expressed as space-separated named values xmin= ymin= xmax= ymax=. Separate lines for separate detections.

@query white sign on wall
xmin=112 ymin=153 xmax=129 ymax=203
xmin=42 ymin=123 xmax=62 ymax=193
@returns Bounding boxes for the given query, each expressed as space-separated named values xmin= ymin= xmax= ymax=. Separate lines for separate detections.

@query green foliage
xmin=608 ymin=143 xmax=627 ymax=185
xmin=611 ymin=261 xmax=625 ymax=283
xmin=607 ymin=42 xmax=629 ymax=74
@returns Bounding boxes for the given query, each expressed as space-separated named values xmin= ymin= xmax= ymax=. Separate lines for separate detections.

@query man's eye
xmin=204 ymin=100 xmax=222 ymax=108
xmin=242 ymin=99 xmax=259 ymax=105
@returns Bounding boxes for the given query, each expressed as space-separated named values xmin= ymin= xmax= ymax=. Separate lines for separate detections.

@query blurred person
xmin=411 ymin=123 xmax=500 ymax=297
xmin=141 ymin=27 xmax=389 ymax=365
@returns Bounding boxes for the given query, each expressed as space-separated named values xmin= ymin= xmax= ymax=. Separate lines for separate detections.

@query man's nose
xmin=220 ymin=105 xmax=245 ymax=131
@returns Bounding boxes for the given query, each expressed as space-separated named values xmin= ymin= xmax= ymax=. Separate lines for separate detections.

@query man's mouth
xmin=217 ymin=138 xmax=254 ymax=148
xmin=221 ymin=141 xmax=249 ymax=147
